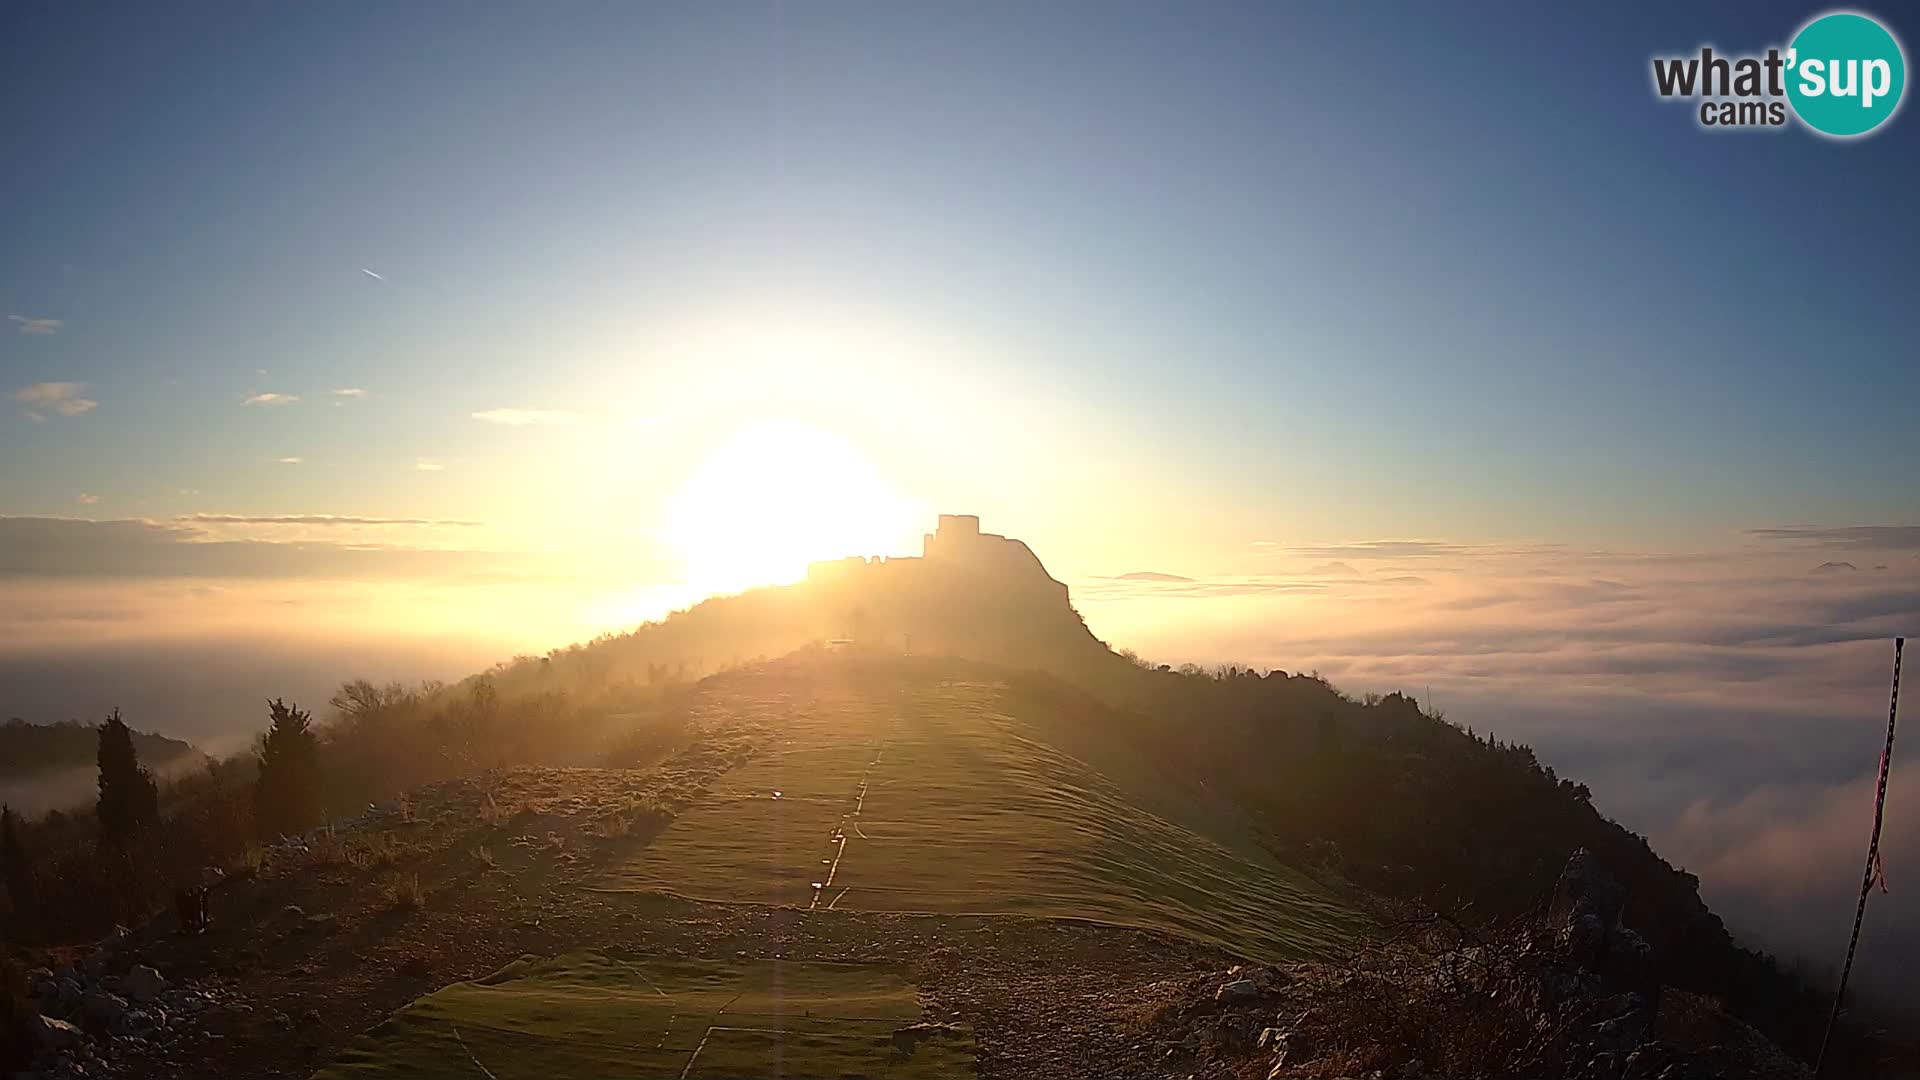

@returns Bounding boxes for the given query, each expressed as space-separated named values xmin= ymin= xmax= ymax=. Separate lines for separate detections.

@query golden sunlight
xmin=663 ymin=422 xmax=926 ymax=596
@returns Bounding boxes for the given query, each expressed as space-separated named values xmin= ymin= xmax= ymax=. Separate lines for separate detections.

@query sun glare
xmin=664 ymin=422 xmax=926 ymax=596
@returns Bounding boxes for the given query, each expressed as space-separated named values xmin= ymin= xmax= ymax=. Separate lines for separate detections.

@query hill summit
xmin=572 ymin=514 xmax=1108 ymax=682
xmin=3 ymin=514 xmax=1879 ymax=1079
xmin=800 ymin=513 xmax=1097 ymax=662
xmin=807 ymin=513 xmax=1068 ymax=604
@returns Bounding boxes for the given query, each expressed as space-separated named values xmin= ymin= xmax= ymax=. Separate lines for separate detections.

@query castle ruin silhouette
xmin=805 ymin=514 xmax=1069 ymax=603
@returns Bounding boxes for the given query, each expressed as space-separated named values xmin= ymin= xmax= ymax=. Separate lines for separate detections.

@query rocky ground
xmin=1127 ymin=851 xmax=1815 ymax=1080
xmin=4 ymin=765 xmax=1829 ymax=1080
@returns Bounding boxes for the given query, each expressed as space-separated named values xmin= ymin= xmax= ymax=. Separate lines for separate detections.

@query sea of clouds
xmin=1076 ymin=526 xmax=1919 ymax=1007
xmin=3 ymin=514 xmax=1914 ymax=1008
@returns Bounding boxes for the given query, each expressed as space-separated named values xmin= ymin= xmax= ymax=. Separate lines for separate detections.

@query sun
xmin=664 ymin=422 xmax=926 ymax=596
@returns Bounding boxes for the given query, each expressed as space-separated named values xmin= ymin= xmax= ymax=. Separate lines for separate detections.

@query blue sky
xmin=5 ymin=1 xmax=1917 ymax=566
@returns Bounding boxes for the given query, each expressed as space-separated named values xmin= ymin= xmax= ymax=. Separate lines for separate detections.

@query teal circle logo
xmin=1787 ymin=12 xmax=1906 ymax=137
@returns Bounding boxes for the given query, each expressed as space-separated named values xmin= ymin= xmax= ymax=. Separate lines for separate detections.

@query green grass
xmin=315 ymin=952 xmax=974 ymax=1079
xmin=604 ymin=674 xmax=1364 ymax=960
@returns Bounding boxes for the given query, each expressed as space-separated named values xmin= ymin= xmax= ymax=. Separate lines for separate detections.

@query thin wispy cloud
xmin=360 ymin=267 xmax=385 ymax=281
xmin=178 ymin=513 xmax=481 ymax=527
xmin=1748 ymin=525 xmax=1920 ymax=551
xmin=244 ymin=392 xmax=299 ymax=406
xmin=274 ymin=457 xmax=304 ymax=465
xmin=10 ymin=382 xmax=98 ymax=418
xmin=330 ymin=388 xmax=368 ymax=398
xmin=74 ymin=494 xmax=99 ymax=506
xmin=471 ymin=407 xmax=581 ymax=427
xmin=0 ymin=515 xmax=532 ymax=582
xmin=7 ymin=315 xmax=63 ymax=335
xmin=1279 ymin=540 xmax=1473 ymax=560
xmin=413 ymin=460 xmax=446 ymax=472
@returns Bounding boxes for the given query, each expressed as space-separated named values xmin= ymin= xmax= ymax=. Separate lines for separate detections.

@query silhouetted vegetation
xmin=0 ymin=807 xmax=30 ymax=939
xmin=95 ymin=709 xmax=159 ymax=845
xmin=254 ymin=699 xmax=321 ymax=839
xmin=0 ymin=665 xmax=696 ymax=950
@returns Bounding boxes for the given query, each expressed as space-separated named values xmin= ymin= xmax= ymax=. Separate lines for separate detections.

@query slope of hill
xmin=1 ymin=515 xmax=1869 ymax=1077
xmin=598 ymin=655 xmax=1364 ymax=960
xmin=460 ymin=517 xmax=1834 ymax=1058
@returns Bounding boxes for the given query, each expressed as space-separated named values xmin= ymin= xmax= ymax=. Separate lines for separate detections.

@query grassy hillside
xmin=600 ymin=656 xmax=1364 ymax=960
xmin=318 ymin=952 xmax=973 ymax=1079
xmin=0 ymin=546 xmax=1850 ymax=1070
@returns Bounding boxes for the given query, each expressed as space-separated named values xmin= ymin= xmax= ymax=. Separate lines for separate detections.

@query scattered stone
xmin=1214 ymin=978 xmax=1258 ymax=1003
xmin=82 ymin=989 xmax=128 ymax=1030
xmin=122 ymin=964 xmax=167 ymax=1003
xmin=1251 ymin=964 xmax=1292 ymax=992
xmin=32 ymin=1014 xmax=83 ymax=1051
xmin=890 ymin=1021 xmax=966 ymax=1056
xmin=49 ymin=977 xmax=83 ymax=1016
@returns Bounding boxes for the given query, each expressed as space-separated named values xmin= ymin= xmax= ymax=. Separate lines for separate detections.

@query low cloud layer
xmin=1076 ymin=527 xmax=1919 ymax=1003
xmin=1748 ymin=525 xmax=1920 ymax=551
xmin=471 ymin=407 xmax=581 ymax=426
xmin=0 ymin=515 xmax=514 ymax=581
xmin=177 ymin=514 xmax=483 ymax=527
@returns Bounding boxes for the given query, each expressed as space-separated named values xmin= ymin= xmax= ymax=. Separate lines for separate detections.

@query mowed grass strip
xmin=688 ymin=1027 xmax=975 ymax=1080
xmin=315 ymin=952 xmax=971 ymax=1079
xmin=606 ymin=677 xmax=1365 ymax=960
xmin=709 ymin=745 xmax=878 ymax=800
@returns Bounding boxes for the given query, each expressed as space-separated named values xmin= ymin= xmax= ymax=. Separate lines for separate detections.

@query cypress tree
xmin=96 ymin=709 xmax=160 ymax=844
xmin=255 ymin=699 xmax=322 ymax=839
xmin=2 ymin=804 xmax=33 ymax=934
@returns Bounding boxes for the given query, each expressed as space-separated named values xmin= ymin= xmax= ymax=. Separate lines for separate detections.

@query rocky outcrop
xmin=1140 ymin=849 xmax=1809 ymax=1080
xmin=15 ymin=930 xmax=232 ymax=1080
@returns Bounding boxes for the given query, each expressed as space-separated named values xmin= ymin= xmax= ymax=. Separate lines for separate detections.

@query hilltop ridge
xmin=2 ymin=515 xmax=1877 ymax=1078
xmin=523 ymin=515 xmax=1107 ymax=694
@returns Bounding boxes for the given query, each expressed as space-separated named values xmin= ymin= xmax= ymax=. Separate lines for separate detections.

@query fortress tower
xmin=922 ymin=513 xmax=980 ymax=557
xmin=808 ymin=515 xmax=1066 ymax=602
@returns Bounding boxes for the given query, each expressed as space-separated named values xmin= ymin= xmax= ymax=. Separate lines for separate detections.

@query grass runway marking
xmin=808 ymin=742 xmax=887 ymax=910
xmin=450 ymin=1025 xmax=498 ymax=1080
